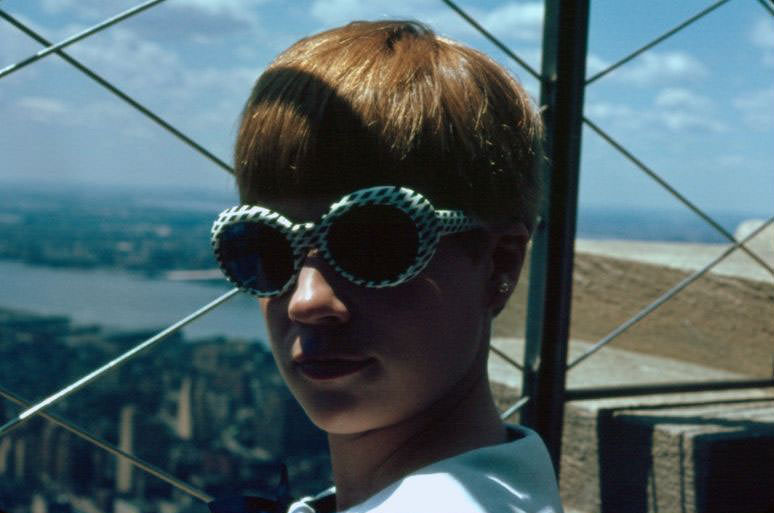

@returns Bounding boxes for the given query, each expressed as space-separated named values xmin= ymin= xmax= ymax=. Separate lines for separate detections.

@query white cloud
xmin=656 ymin=110 xmax=725 ymax=132
xmin=16 ymin=96 xmax=70 ymax=123
xmin=585 ymin=53 xmax=610 ymax=78
xmin=481 ymin=2 xmax=543 ymax=42
xmin=733 ymin=87 xmax=774 ymax=131
xmin=750 ymin=18 xmax=774 ymax=48
xmin=584 ymin=100 xmax=649 ymax=132
xmin=585 ymin=101 xmax=635 ymax=121
xmin=653 ymin=87 xmax=711 ymax=111
xmin=585 ymin=87 xmax=725 ymax=134
xmin=40 ymin=0 xmax=266 ymax=18
xmin=68 ymin=28 xmax=182 ymax=90
xmin=13 ymin=95 xmax=156 ymax=138
xmin=750 ymin=18 xmax=774 ymax=67
xmin=41 ymin=0 xmax=260 ymax=43
xmin=716 ymin=154 xmax=746 ymax=170
xmin=40 ymin=0 xmax=109 ymax=18
xmin=613 ymin=51 xmax=707 ymax=86
xmin=8 ymin=20 xmax=256 ymax=138
xmin=5 ymin=15 xmax=173 ymax=87
xmin=652 ymin=87 xmax=724 ymax=133
xmin=181 ymin=66 xmax=257 ymax=94
xmin=71 ymin=100 xmax=158 ymax=139
xmin=309 ymin=0 xmax=437 ymax=26
xmin=308 ymin=0 xmax=543 ymax=44
xmin=134 ymin=1 xmax=261 ymax=41
xmin=310 ymin=0 xmax=365 ymax=25
xmin=174 ymin=0 xmax=270 ymax=15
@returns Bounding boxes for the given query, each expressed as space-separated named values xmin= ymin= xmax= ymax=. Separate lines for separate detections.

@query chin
xmin=305 ymin=400 xmax=412 ymax=436
xmin=307 ymin=409 xmax=385 ymax=435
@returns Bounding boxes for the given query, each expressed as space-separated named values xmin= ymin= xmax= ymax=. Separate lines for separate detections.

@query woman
xmin=209 ymin=20 xmax=563 ymax=513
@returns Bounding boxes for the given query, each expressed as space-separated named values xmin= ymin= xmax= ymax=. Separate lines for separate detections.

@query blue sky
xmin=1 ymin=0 xmax=772 ymax=216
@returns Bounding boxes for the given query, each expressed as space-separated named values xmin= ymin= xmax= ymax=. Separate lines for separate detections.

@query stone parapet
xmin=488 ymin=337 xmax=774 ymax=513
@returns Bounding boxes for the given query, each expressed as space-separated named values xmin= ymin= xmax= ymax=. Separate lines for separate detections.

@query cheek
xmin=400 ymin=254 xmax=491 ymax=387
xmin=370 ymin=281 xmax=488 ymax=412
xmin=398 ymin=302 xmax=485 ymax=386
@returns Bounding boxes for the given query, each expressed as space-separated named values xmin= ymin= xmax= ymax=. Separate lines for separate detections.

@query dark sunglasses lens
xmin=327 ymin=204 xmax=419 ymax=283
xmin=218 ymin=222 xmax=294 ymax=293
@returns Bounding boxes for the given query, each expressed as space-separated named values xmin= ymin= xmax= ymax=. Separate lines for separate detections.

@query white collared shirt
xmin=288 ymin=425 xmax=564 ymax=513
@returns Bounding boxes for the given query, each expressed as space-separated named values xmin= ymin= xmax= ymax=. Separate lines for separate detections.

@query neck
xmin=327 ymin=365 xmax=505 ymax=510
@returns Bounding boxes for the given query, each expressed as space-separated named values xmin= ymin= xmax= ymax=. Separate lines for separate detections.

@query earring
xmin=498 ymin=280 xmax=513 ymax=295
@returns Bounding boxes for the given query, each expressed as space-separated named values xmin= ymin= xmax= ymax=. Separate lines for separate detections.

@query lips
xmin=295 ymin=358 xmax=374 ymax=380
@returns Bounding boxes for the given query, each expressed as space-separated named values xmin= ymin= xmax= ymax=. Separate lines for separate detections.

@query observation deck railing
xmin=0 ymin=0 xmax=772 ymax=507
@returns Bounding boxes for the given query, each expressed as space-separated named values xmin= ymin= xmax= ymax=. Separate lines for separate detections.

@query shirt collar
xmin=210 ymin=427 xmax=528 ymax=513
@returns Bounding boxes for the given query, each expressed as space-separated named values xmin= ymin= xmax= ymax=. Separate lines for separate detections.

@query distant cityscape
xmin=0 ymin=308 xmax=330 ymax=513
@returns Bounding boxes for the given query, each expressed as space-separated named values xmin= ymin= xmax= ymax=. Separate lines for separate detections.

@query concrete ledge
xmin=575 ymin=238 xmax=774 ymax=284
xmin=488 ymin=338 xmax=774 ymax=513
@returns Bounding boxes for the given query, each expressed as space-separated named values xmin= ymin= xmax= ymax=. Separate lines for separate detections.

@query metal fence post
xmin=520 ymin=0 xmax=589 ymax=474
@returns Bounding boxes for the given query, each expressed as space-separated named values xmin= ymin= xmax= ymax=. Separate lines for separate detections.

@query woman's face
xmin=258 ymin=195 xmax=497 ymax=435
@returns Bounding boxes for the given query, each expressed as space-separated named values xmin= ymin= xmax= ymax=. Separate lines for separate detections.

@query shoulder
xmin=343 ymin=426 xmax=563 ymax=513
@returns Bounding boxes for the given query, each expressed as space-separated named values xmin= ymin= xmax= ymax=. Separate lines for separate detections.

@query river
xmin=0 ymin=260 xmax=268 ymax=343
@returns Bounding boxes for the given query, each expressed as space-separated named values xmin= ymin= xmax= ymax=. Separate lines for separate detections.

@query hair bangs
xmin=235 ymin=20 xmax=543 ymax=229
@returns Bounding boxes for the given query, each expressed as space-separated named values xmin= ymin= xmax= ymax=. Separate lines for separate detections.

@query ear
xmin=485 ymin=222 xmax=530 ymax=316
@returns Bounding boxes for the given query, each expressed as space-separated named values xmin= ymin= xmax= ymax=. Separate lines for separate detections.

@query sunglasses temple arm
xmin=437 ymin=210 xmax=481 ymax=235
xmin=0 ymin=286 xmax=242 ymax=439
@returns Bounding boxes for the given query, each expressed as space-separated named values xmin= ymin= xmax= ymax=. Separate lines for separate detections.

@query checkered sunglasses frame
xmin=211 ymin=186 xmax=480 ymax=297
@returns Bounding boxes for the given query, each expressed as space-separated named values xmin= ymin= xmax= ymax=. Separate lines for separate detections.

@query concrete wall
xmin=488 ymin=337 xmax=774 ymax=513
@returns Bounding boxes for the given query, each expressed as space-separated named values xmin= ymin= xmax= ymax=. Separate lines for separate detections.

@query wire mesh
xmin=584 ymin=0 xmax=732 ymax=85
xmin=0 ymin=0 xmax=168 ymax=80
xmin=568 ymin=216 xmax=774 ymax=370
xmin=583 ymin=116 xmax=774 ymax=278
xmin=0 ymin=8 xmax=234 ymax=174
xmin=0 ymin=0 xmax=771 ymax=508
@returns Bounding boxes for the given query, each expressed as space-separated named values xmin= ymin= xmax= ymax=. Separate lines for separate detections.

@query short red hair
xmin=235 ymin=20 xmax=543 ymax=230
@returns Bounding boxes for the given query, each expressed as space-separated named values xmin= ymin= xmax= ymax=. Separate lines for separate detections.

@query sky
xmin=0 ymin=0 xmax=772 ymax=217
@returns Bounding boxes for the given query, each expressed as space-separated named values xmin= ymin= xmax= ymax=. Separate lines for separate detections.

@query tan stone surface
xmin=493 ymin=247 xmax=774 ymax=378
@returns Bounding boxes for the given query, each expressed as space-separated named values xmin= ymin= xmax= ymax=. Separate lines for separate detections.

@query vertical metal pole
xmin=521 ymin=0 xmax=589 ymax=474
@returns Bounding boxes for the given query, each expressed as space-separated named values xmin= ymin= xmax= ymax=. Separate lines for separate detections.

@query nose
xmin=287 ymin=261 xmax=351 ymax=326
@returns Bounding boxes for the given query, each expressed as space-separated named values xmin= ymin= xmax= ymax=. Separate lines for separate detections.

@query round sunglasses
xmin=210 ymin=186 xmax=480 ymax=297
